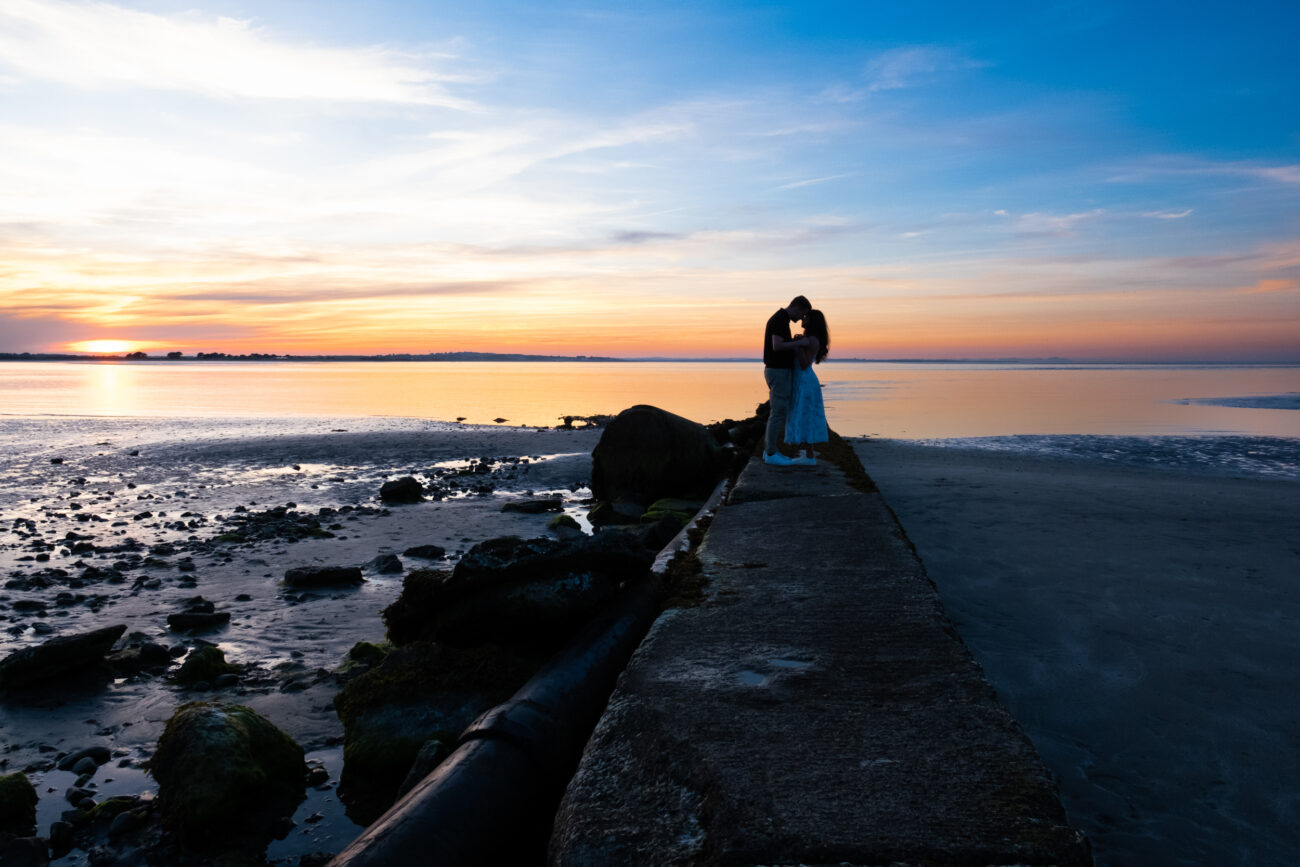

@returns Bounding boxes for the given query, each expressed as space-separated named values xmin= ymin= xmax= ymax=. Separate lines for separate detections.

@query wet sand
xmin=0 ymin=419 xmax=601 ymax=862
xmin=853 ymin=439 xmax=1300 ymax=867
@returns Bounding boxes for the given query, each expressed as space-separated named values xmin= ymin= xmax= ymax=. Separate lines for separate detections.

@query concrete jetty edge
xmin=550 ymin=441 xmax=1091 ymax=866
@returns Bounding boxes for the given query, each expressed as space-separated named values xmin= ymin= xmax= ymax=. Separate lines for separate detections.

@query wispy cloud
xmin=864 ymin=46 xmax=987 ymax=93
xmin=0 ymin=0 xmax=475 ymax=107
xmin=773 ymin=172 xmax=857 ymax=191
xmin=997 ymin=209 xmax=1107 ymax=237
xmin=1143 ymin=209 xmax=1193 ymax=219
xmin=1109 ymin=157 xmax=1300 ymax=187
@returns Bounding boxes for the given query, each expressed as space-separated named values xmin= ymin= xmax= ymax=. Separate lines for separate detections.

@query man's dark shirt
xmin=763 ymin=308 xmax=794 ymax=369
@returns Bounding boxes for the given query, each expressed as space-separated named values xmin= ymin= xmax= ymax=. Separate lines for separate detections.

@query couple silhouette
xmin=762 ymin=296 xmax=830 ymax=467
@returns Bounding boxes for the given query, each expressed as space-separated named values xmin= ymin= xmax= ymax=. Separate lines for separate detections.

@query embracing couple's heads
xmin=785 ymin=295 xmax=830 ymax=363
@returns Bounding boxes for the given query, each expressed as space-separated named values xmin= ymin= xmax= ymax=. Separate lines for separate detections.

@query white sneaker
xmin=791 ymin=455 xmax=817 ymax=466
xmin=763 ymin=452 xmax=794 ymax=466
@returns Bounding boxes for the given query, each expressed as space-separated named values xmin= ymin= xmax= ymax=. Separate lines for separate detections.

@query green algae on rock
xmin=149 ymin=702 xmax=306 ymax=848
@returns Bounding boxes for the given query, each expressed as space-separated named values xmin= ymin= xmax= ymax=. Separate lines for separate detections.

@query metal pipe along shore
xmin=328 ymin=479 xmax=729 ymax=866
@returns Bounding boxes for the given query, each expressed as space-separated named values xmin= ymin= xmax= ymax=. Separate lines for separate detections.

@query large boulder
xmin=0 ymin=625 xmax=126 ymax=691
xmin=149 ymin=702 xmax=305 ymax=848
xmin=382 ymin=531 xmax=653 ymax=648
xmin=379 ymin=476 xmax=423 ymax=503
xmin=590 ymin=405 xmax=730 ymax=505
xmin=0 ymin=773 xmax=37 ymax=835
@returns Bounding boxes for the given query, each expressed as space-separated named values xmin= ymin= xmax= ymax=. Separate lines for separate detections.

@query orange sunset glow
xmin=0 ymin=2 xmax=1296 ymax=361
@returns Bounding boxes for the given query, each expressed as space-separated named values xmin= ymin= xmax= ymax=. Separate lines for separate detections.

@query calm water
xmin=1 ymin=360 xmax=1298 ymax=440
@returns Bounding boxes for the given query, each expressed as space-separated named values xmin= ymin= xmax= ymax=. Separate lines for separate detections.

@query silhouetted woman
xmin=784 ymin=309 xmax=829 ymax=465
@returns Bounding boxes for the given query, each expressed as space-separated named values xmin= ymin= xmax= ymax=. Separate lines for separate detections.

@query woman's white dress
xmin=785 ymin=362 xmax=827 ymax=444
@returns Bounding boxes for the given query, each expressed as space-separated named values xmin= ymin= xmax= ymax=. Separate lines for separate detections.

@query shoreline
xmin=853 ymin=438 xmax=1300 ymax=866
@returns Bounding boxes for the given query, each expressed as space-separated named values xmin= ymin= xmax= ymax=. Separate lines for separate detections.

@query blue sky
xmin=0 ymin=0 xmax=1297 ymax=358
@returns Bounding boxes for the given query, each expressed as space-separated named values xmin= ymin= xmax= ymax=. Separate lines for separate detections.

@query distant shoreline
xmin=2 ymin=352 xmax=1296 ymax=366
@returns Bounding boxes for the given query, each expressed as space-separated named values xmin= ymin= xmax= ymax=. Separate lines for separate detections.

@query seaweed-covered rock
xmin=0 ymin=772 xmax=37 ymax=835
xmin=0 ymin=624 xmax=126 ymax=690
xmin=334 ymin=641 xmax=542 ymax=822
xmin=383 ymin=531 xmax=652 ymax=648
xmin=590 ymin=405 xmax=729 ymax=505
xmin=149 ymin=702 xmax=305 ymax=847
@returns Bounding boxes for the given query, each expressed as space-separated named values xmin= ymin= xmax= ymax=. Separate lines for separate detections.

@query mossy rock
xmin=87 ymin=795 xmax=140 ymax=822
xmin=334 ymin=641 xmax=543 ymax=818
xmin=348 ymin=641 xmax=390 ymax=667
xmin=642 ymin=497 xmax=704 ymax=524
xmin=0 ymin=772 xmax=37 ymax=834
xmin=149 ymin=702 xmax=305 ymax=848
xmin=173 ymin=645 xmax=240 ymax=686
xmin=548 ymin=513 xmax=580 ymax=531
xmin=382 ymin=569 xmax=452 ymax=646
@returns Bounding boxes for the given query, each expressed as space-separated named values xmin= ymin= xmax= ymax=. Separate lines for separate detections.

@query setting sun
xmin=68 ymin=339 xmax=139 ymax=354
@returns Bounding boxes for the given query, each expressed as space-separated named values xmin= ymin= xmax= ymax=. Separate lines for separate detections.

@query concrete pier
xmin=550 ymin=452 xmax=1091 ymax=865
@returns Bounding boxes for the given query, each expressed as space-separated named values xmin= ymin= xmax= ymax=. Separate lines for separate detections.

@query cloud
xmin=0 ymin=0 xmax=474 ymax=107
xmin=1143 ymin=209 xmax=1193 ymax=219
xmin=1007 ymin=209 xmax=1106 ymax=237
xmin=863 ymin=46 xmax=987 ymax=93
xmin=1109 ymin=157 xmax=1300 ymax=187
xmin=773 ymin=172 xmax=857 ymax=191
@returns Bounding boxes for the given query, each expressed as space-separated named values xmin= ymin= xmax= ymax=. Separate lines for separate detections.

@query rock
xmin=548 ymin=514 xmax=581 ymax=531
xmin=174 ymin=645 xmax=239 ymax=686
xmin=334 ymin=642 xmax=542 ymax=822
xmin=590 ymin=405 xmax=729 ymax=506
xmin=382 ymin=531 xmax=653 ymax=648
xmin=0 ymin=624 xmax=126 ymax=690
xmin=56 ymin=746 xmax=110 ymax=771
xmin=214 ymin=673 xmax=240 ymax=689
xmin=166 ymin=611 xmax=231 ymax=631
xmin=588 ymin=498 xmax=645 ymax=527
xmin=48 ymin=819 xmax=73 ymax=855
xmin=108 ymin=808 xmax=144 ymax=837
xmin=402 ymin=544 xmax=446 ymax=559
xmin=396 ymin=737 xmax=453 ymax=799
xmin=366 ymin=554 xmax=404 ymax=575
xmin=71 ymin=756 xmax=98 ymax=777
xmin=639 ymin=514 xmax=686 ymax=553
xmin=379 ymin=477 xmax=423 ymax=504
xmin=284 ymin=566 xmax=364 ymax=588
xmin=0 ymin=772 xmax=38 ymax=834
xmin=0 ymin=836 xmax=47 ymax=867
xmin=501 ymin=497 xmax=563 ymax=514
xmin=150 ymin=702 xmax=306 ymax=847
xmin=641 ymin=497 xmax=705 ymax=523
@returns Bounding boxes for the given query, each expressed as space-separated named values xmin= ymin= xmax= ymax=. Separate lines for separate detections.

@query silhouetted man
xmin=763 ymin=295 xmax=811 ymax=465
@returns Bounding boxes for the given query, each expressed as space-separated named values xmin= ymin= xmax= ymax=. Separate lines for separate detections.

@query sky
xmin=0 ymin=0 xmax=1297 ymax=360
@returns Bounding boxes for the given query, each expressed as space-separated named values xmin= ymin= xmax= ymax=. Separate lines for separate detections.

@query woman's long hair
xmin=803 ymin=309 xmax=830 ymax=363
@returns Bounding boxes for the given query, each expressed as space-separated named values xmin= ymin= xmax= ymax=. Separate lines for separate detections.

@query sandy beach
xmin=852 ymin=438 xmax=1300 ymax=867
xmin=0 ymin=418 xmax=602 ymax=862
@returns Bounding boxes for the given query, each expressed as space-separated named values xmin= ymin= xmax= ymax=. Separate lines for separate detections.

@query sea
xmin=1 ymin=359 xmax=1298 ymax=481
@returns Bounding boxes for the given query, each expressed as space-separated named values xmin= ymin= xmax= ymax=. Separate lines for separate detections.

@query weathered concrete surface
xmin=550 ymin=457 xmax=1090 ymax=866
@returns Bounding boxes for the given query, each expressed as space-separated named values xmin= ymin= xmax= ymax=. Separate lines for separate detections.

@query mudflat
xmin=0 ymin=418 xmax=601 ymax=861
xmin=853 ymin=438 xmax=1300 ymax=867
